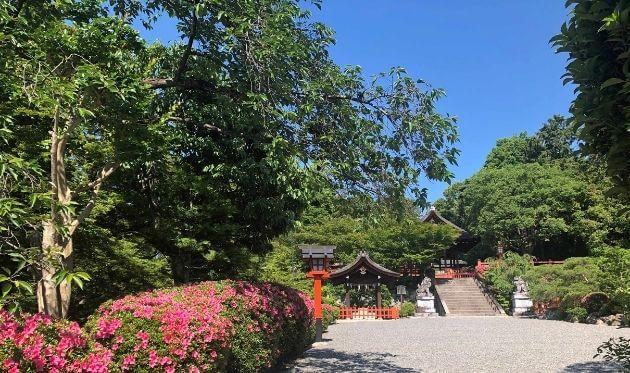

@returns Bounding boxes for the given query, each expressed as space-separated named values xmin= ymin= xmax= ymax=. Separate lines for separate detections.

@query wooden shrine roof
xmin=329 ymin=251 xmax=402 ymax=285
xmin=422 ymin=206 xmax=467 ymax=233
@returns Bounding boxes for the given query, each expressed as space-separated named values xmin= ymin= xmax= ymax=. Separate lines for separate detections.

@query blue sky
xmin=140 ymin=1 xmax=575 ymax=203
xmin=308 ymin=1 xmax=575 ymax=203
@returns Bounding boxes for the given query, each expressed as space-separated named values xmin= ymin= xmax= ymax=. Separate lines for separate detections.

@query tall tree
xmin=437 ymin=117 xmax=629 ymax=260
xmin=2 ymin=0 xmax=461 ymax=317
xmin=553 ymin=0 xmax=630 ymax=196
xmin=2 ymin=1 xmax=152 ymax=317
xmin=102 ymin=0 xmax=461 ymax=284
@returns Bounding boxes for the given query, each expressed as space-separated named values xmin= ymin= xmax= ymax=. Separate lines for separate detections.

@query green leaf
xmin=71 ymin=276 xmax=84 ymax=289
xmin=600 ymin=78 xmax=625 ymax=89
xmin=1 ymin=283 xmax=12 ymax=299
xmin=14 ymin=280 xmax=32 ymax=294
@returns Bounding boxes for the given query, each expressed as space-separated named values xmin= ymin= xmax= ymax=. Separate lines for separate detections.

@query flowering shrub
xmin=0 ymin=281 xmax=323 ymax=372
xmin=0 ymin=311 xmax=109 ymax=372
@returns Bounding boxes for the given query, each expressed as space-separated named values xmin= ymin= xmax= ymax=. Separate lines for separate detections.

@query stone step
xmin=442 ymin=300 xmax=491 ymax=304
xmin=448 ymin=306 xmax=496 ymax=311
xmin=440 ymin=297 xmax=489 ymax=301
xmin=440 ymin=296 xmax=489 ymax=300
xmin=448 ymin=312 xmax=499 ymax=316
xmin=436 ymin=280 xmax=500 ymax=316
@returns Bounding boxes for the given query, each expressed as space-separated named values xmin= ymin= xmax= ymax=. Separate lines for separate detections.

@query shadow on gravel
xmin=282 ymin=349 xmax=419 ymax=372
xmin=560 ymin=361 xmax=624 ymax=372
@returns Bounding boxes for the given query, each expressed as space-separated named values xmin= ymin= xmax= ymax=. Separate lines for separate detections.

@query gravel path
xmin=284 ymin=317 xmax=629 ymax=373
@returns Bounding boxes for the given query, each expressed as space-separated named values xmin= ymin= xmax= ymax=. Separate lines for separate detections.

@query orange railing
xmin=435 ymin=268 xmax=475 ymax=279
xmin=475 ymin=260 xmax=490 ymax=276
xmin=338 ymin=307 xmax=400 ymax=320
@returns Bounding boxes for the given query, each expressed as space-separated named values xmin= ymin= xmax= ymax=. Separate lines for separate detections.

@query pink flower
xmin=3 ymin=359 xmax=19 ymax=373
xmin=95 ymin=317 xmax=122 ymax=339
xmin=121 ymin=354 xmax=136 ymax=371
xmin=148 ymin=350 xmax=159 ymax=368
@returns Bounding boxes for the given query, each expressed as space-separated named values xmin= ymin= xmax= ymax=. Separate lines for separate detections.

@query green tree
xmin=2 ymin=0 xmax=462 ymax=318
xmin=2 ymin=1 xmax=153 ymax=317
xmin=261 ymin=197 xmax=459 ymax=291
xmin=437 ymin=118 xmax=629 ymax=260
xmin=553 ymin=0 xmax=630 ymax=195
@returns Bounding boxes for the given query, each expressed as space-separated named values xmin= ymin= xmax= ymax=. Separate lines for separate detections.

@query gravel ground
xmin=283 ymin=316 xmax=630 ymax=373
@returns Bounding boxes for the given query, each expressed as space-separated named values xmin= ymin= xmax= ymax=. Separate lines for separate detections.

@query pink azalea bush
xmin=0 ymin=280 xmax=336 ymax=372
xmin=0 ymin=311 xmax=111 ymax=372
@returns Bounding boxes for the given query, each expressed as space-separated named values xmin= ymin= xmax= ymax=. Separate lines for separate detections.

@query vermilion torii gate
xmin=329 ymin=251 xmax=402 ymax=319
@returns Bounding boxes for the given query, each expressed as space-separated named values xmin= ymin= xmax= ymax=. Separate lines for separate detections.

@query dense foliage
xmin=260 ymin=198 xmax=458 ymax=297
xmin=436 ymin=117 xmax=629 ymax=260
xmin=1 ymin=0 xmax=460 ymax=318
xmin=482 ymin=251 xmax=628 ymax=321
xmin=0 ymin=281 xmax=329 ymax=372
xmin=554 ymin=0 xmax=630 ymax=195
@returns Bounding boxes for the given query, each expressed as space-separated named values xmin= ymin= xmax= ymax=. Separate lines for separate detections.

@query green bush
xmin=566 ymin=307 xmax=588 ymax=323
xmin=482 ymin=252 xmax=534 ymax=309
xmin=525 ymin=257 xmax=603 ymax=316
xmin=322 ymin=304 xmax=339 ymax=327
xmin=481 ymin=252 xmax=626 ymax=322
xmin=596 ymin=247 xmax=630 ymax=316
xmin=400 ymin=301 xmax=416 ymax=317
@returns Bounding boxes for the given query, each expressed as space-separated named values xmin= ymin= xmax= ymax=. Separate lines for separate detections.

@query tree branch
xmin=68 ymin=163 xmax=119 ymax=236
xmin=174 ymin=11 xmax=198 ymax=82
xmin=143 ymin=78 xmax=240 ymax=100
xmin=167 ymin=116 xmax=222 ymax=134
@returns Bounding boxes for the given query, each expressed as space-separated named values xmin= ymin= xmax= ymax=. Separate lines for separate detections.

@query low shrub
xmin=0 ymin=280 xmax=319 ymax=372
xmin=595 ymin=337 xmax=630 ymax=371
xmin=322 ymin=304 xmax=339 ymax=327
xmin=596 ymin=247 xmax=630 ymax=317
xmin=0 ymin=312 xmax=94 ymax=372
xmin=481 ymin=253 xmax=623 ymax=322
xmin=400 ymin=302 xmax=416 ymax=317
xmin=566 ymin=307 xmax=588 ymax=323
xmin=482 ymin=252 xmax=534 ymax=310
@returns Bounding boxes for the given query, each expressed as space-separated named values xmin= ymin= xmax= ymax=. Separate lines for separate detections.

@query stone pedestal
xmin=511 ymin=292 xmax=533 ymax=316
xmin=416 ymin=296 xmax=438 ymax=316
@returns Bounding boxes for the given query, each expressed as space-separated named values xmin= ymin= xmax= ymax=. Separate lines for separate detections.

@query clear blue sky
xmin=140 ymin=1 xmax=575 ymax=203
xmin=308 ymin=1 xmax=575 ymax=203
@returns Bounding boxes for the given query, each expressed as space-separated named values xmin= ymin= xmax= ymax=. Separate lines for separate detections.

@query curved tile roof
xmin=330 ymin=250 xmax=402 ymax=280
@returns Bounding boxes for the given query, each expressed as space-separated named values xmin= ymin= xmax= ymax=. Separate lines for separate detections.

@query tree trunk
xmin=37 ymin=222 xmax=72 ymax=318
xmin=170 ymin=252 xmax=192 ymax=285
xmin=36 ymin=108 xmax=116 ymax=318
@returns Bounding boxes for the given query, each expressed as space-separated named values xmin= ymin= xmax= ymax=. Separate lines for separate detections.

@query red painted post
xmin=307 ymin=270 xmax=329 ymax=341
xmin=313 ymin=275 xmax=323 ymax=319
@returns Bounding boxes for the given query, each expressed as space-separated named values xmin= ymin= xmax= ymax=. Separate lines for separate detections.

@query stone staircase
xmin=435 ymin=278 xmax=502 ymax=316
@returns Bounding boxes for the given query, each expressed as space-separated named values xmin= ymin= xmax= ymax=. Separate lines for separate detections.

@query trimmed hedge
xmin=0 ymin=280 xmax=333 ymax=372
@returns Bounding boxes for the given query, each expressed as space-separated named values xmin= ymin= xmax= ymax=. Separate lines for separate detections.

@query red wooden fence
xmin=338 ymin=307 xmax=400 ymax=320
xmin=435 ymin=268 xmax=475 ymax=279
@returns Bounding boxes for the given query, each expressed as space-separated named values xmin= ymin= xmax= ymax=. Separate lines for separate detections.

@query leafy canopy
xmin=553 ymin=0 xmax=630 ymax=196
xmin=437 ymin=117 xmax=629 ymax=260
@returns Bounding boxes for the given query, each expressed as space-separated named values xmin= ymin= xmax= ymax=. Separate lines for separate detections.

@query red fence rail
xmin=338 ymin=307 xmax=400 ymax=320
xmin=435 ymin=268 xmax=475 ymax=279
